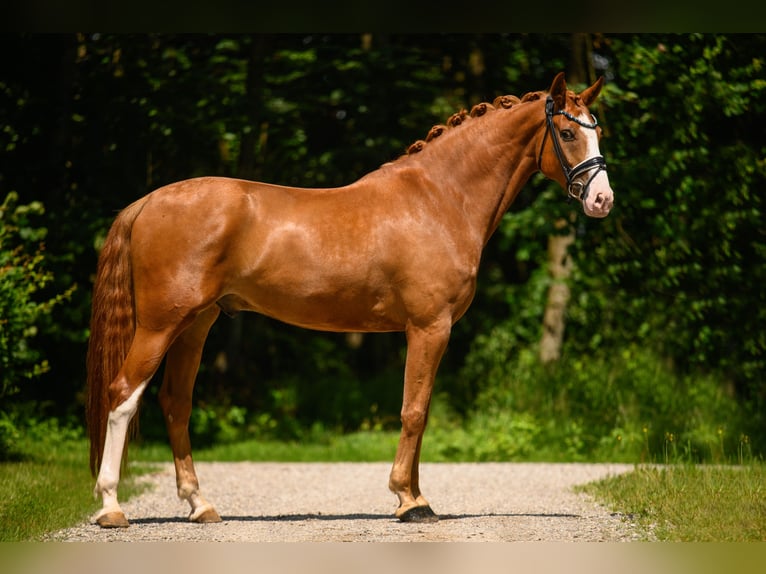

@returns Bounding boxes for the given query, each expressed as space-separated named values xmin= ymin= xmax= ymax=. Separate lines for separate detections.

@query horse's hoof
xmin=190 ymin=507 xmax=222 ymax=523
xmin=96 ymin=511 xmax=130 ymax=528
xmin=398 ymin=505 xmax=439 ymax=523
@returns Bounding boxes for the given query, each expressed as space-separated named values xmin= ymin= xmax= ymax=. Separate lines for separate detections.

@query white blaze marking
xmin=577 ymin=111 xmax=613 ymax=216
xmin=579 ymin=111 xmax=601 ymax=159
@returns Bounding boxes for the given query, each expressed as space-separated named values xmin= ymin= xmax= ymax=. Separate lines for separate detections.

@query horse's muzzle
xmin=582 ymin=171 xmax=614 ymax=218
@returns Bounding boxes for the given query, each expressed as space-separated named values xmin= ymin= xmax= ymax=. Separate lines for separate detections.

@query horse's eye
xmin=560 ymin=129 xmax=575 ymax=141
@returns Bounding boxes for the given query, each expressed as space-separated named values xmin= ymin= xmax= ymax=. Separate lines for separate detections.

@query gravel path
xmin=47 ymin=462 xmax=640 ymax=542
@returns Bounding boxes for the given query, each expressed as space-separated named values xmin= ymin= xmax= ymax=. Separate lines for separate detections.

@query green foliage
xmin=1 ymin=192 xmax=51 ymax=391
xmin=428 ymin=409 xmax=543 ymax=462
xmin=446 ymin=337 xmax=746 ymax=463
xmin=0 ymin=193 xmax=74 ymax=458
xmin=0 ymin=34 xmax=764 ymax=462
xmin=572 ymin=33 xmax=766 ymax=399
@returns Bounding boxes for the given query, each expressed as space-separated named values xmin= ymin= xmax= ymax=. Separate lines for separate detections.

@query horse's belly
xmin=217 ymin=284 xmax=405 ymax=333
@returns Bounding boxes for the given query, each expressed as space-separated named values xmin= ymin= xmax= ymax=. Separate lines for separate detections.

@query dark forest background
xmin=2 ymin=34 xmax=764 ymax=461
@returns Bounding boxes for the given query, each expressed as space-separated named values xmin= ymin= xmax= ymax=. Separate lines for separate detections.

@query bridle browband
xmin=537 ymin=95 xmax=607 ymax=203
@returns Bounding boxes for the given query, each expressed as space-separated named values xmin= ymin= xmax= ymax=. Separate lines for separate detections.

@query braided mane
xmin=403 ymin=91 xmax=543 ymax=156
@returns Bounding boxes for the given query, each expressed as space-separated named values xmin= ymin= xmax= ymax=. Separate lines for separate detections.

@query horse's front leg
xmin=389 ymin=317 xmax=451 ymax=523
xmin=158 ymin=306 xmax=222 ymax=523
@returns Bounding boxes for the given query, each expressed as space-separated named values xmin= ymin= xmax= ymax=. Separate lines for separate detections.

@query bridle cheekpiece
xmin=538 ymin=95 xmax=607 ymax=203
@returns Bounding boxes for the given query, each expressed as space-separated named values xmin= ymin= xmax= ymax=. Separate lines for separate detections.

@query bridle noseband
xmin=537 ymin=95 xmax=607 ymax=203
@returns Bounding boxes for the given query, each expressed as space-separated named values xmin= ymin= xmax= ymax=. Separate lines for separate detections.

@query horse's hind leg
xmin=158 ymin=305 xmax=221 ymax=523
xmin=94 ymin=327 xmax=177 ymax=527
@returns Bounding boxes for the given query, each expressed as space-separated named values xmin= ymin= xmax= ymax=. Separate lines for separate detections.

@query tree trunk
xmin=539 ymin=33 xmax=594 ymax=364
xmin=539 ymin=215 xmax=576 ymax=363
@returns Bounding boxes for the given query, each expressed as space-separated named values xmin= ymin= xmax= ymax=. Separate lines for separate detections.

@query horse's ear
xmin=580 ymin=76 xmax=605 ymax=106
xmin=548 ymin=72 xmax=567 ymax=110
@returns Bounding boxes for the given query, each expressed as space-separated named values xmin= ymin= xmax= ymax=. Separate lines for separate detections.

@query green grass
xmin=580 ymin=463 xmax=766 ymax=541
xmin=0 ymin=438 xmax=93 ymax=541
xmin=131 ymin=430 xmax=401 ymax=462
xmin=4 ymin=422 xmax=765 ymax=542
xmin=0 ymin=428 xmax=401 ymax=541
xmin=0 ymin=434 xmax=152 ymax=542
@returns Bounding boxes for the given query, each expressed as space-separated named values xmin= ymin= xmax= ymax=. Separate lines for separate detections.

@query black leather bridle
xmin=537 ymin=95 xmax=607 ymax=203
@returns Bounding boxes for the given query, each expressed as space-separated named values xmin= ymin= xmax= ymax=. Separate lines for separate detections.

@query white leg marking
xmin=92 ymin=380 xmax=149 ymax=521
xmin=188 ymin=492 xmax=218 ymax=522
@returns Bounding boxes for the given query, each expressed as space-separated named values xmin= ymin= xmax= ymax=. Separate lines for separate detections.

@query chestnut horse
xmin=86 ymin=72 xmax=613 ymax=527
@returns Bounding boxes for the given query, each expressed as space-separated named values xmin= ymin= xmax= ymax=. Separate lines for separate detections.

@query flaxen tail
xmin=86 ymin=196 xmax=150 ymax=476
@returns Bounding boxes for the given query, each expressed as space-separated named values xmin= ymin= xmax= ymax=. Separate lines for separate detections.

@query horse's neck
xmin=409 ymin=103 xmax=543 ymax=245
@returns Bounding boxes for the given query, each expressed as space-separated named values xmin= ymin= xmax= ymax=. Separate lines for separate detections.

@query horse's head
xmin=538 ymin=72 xmax=614 ymax=218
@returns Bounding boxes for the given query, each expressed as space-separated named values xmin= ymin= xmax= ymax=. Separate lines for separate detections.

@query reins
xmin=538 ymin=95 xmax=607 ymax=203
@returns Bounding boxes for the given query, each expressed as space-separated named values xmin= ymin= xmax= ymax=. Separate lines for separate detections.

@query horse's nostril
xmin=594 ymin=193 xmax=603 ymax=205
